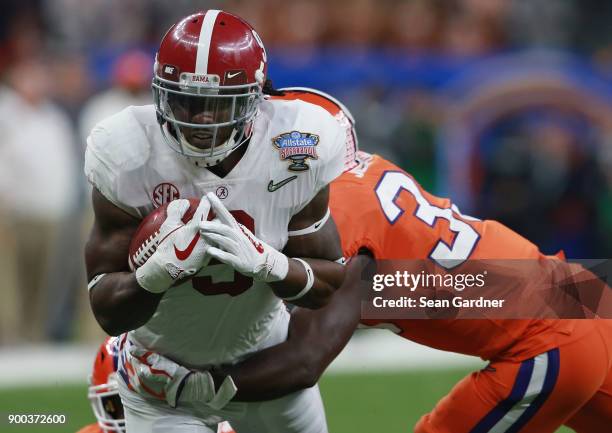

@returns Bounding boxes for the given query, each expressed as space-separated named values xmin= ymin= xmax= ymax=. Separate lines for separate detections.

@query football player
xmin=129 ymin=89 xmax=612 ymax=432
xmin=84 ymin=10 xmax=349 ymax=433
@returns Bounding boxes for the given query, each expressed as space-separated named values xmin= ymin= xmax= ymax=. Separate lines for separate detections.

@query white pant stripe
xmin=488 ymin=353 xmax=548 ymax=433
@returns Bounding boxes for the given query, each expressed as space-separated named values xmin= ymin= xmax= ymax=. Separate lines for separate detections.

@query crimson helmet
xmin=87 ymin=337 xmax=125 ymax=433
xmin=152 ymin=10 xmax=268 ymax=166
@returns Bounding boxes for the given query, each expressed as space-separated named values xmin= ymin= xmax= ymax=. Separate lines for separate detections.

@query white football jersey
xmin=85 ymin=99 xmax=345 ymax=367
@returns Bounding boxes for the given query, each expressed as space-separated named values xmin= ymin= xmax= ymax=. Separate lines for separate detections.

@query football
xmin=128 ymin=198 xmax=202 ymax=271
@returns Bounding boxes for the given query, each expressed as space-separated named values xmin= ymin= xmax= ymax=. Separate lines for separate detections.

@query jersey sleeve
xmin=330 ymin=157 xmax=389 ymax=259
xmin=84 ymin=108 xmax=149 ymax=218
xmin=313 ymin=120 xmax=345 ymax=192
xmin=280 ymin=102 xmax=350 ymax=216
xmin=84 ymin=126 xmax=118 ymax=203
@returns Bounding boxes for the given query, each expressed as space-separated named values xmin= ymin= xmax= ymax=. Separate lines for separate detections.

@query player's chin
xmin=184 ymin=127 xmax=234 ymax=150
xmin=186 ymin=134 xmax=215 ymax=150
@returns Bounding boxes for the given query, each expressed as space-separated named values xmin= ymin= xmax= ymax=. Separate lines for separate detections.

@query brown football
xmin=128 ymin=198 xmax=202 ymax=271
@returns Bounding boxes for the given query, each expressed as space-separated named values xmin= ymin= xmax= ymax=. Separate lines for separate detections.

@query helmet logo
xmin=180 ymin=73 xmax=220 ymax=88
xmin=161 ymin=64 xmax=180 ymax=80
xmin=223 ymin=69 xmax=246 ymax=85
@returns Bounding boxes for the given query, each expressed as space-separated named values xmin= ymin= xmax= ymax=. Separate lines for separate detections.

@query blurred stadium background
xmin=0 ymin=0 xmax=610 ymax=431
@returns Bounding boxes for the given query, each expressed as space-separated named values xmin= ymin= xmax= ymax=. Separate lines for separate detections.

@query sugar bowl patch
xmin=272 ymin=131 xmax=319 ymax=171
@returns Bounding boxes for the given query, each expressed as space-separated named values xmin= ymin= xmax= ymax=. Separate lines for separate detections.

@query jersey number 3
xmin=375 ymin=171 xmax=479 ymax=269
xmin=192 ymin=210 xmax=254 ymax=297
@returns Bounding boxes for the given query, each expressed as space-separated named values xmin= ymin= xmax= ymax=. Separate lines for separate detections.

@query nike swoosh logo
xmin=306 ymin=267 xmax=313 ymax=279
xmin=174 ymin=233 xmax=201 ymax=260
xmin=268 ymin=175 xmax=298 ymax=192
xmin=227 ymin=71 xmax=242 ymax=79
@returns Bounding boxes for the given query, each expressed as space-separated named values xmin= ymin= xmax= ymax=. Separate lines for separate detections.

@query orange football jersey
xmin=330 ymin=153 xmax=582 ymax=362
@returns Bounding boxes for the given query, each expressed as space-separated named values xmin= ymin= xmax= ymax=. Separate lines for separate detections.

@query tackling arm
xmin=85 ymin=188 xmax=163 ymax=335
xmin=213 ymin=252 xmax=373 ymax=401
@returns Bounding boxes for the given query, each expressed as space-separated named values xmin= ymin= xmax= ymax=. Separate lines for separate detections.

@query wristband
xmin=281 ymin=258 xmax=315 ymax=301
xmin=87 ymin=273 xmax=107 ymax=290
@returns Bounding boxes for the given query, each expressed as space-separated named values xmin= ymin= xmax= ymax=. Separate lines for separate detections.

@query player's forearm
xmin=270 ymin=258 xmax=345 ymax=309
xmin=216 ymin=309 xmax=357 ymax=401
xmin=218 ymin=255 xmax=371 ymax=401
xmin=212 ymin=340 xmax=315 ymax=401
xmin=89 ymin=272 xmax=163 ymax=335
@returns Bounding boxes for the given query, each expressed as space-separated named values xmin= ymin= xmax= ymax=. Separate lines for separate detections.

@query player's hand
xmin=124 ymin=344 xmax=237 ymax=410
xmin=199 ymin=192 xmax=289 ymax=283
xmin=135 ymin=198 xmax=211 ymax=293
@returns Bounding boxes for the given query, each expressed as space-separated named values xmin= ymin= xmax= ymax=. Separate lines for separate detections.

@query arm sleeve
xmin=84 ymin=125 xmax=142 ymax=218
xmin=314 ymin=121 xmax=346 ymax=192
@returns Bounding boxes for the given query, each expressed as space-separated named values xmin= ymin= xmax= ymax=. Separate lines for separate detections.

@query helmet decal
xmin=195 ymin=10 xmax=222 ymax=75
xmin=252 ymin=29 xmax=267 ymax=63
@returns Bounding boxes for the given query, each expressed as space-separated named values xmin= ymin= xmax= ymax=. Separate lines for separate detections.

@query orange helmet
xmin=87 ymin=337 xmax=125 ymax=433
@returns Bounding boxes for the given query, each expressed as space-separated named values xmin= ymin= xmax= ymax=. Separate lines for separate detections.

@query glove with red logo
xmin=199 ymin=192 xmax=289 ymax=283
xmin=125 ymin=343 xmax=237 ymax=410
xmin=135 ymin=198 xmax=211 ymax=293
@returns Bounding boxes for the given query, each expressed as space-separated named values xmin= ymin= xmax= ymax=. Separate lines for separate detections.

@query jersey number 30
xmin=375 ymin=171 xmax=479 ymax=269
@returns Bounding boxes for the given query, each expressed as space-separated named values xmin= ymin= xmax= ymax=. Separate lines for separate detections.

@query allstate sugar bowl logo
xmin=272 ymin=131 xmax=319 ymax=171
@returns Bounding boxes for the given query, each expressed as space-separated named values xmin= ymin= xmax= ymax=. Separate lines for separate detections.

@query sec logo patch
xmin=152 ymin=183 xmax=180 ymax=207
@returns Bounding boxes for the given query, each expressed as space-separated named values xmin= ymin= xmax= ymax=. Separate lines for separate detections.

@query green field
xmin=0 ymin=369 xmax=573 ymax=432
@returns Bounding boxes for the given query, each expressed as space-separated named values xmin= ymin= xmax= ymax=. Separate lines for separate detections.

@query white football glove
xmin=199 ymin=192 xmax=289 ymax=283
xmin=135 ymin=198 xmax=212 ymax=293
xmin=125 ymin=344 xmax=237 ymax=410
